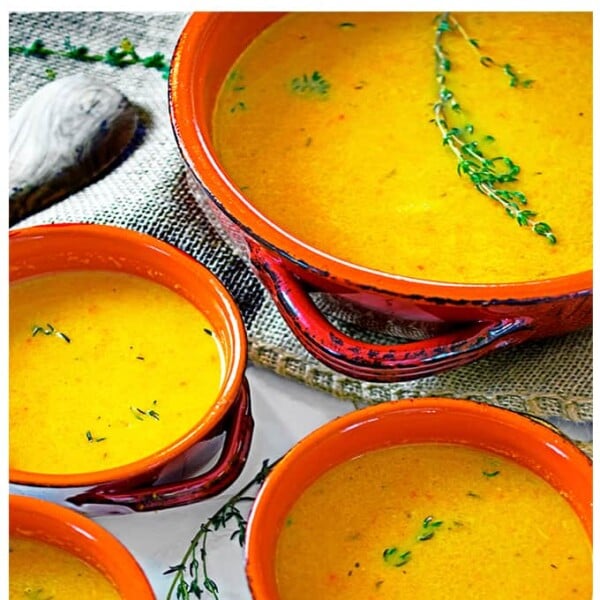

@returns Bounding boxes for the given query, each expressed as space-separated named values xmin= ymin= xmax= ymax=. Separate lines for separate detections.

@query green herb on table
xmin=432 ymin=12 xmax=556 ymax=244
xmin=9 ymin=37 xmax=171 ymax=79
xmin=164 ymin=458 xmax=279 ymax=600
xmin=291 ymin=71 xmax=330 ymax=97
xmin=338 ymin=22 xmax=356 ymax=29
xmin=32 ymin=323 xmax=71 ymax=343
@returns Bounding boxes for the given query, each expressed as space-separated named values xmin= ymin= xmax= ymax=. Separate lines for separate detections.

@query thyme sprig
xmin=442 ymin=13 xmax=534 ymax=88
xmin=9 ymin=37 xmax=170 ymax=79
xmin=432 ymin=12 xmax=556 ymax=244
xmin=164 ymin=458 xmax=278 ymax=600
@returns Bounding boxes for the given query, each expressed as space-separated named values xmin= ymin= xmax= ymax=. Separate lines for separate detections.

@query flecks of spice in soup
xmin=213 ymin=12 xmax=592 ymax=284
xmin=276 ymin=443 xmax=591 ymax=600
xmin=9 ymin=536 xmax=121 ymax=599
xmin=9 ymin=270 xmax=223 ymax=475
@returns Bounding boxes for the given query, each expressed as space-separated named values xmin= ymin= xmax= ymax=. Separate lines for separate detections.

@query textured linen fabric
xmin=8 ymin=13 xmax=592 ymax=444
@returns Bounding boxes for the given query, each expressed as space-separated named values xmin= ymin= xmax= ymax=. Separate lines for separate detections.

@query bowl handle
xmin=67 ymin=377 xmax=254 ymax=511
xmin=250 ymin=246 xmax=532 ymax=382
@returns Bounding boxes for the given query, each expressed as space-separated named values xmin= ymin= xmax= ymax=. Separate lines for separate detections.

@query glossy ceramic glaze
xmin=169 ymin=13 xmax=592 ymax=382
xmin=244 ymin=398 xmax=592 ymax=599
xmin=9 ymin=494 xmax=156 ymax=598
xmin=9 ymin=223 xmax=253 ymax=512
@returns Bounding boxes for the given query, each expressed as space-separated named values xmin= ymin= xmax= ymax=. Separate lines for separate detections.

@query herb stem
xmin=10 ymin=37 xmax=170 ymax=79
xmin=164 ymin=458 xmax=279 ymax=600
xmin=432 ymin=13 xmax=556 ymax=244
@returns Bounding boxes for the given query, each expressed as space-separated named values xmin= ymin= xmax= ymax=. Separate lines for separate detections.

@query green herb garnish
xmin=85 ymin=430 xmax=106 ymax=443
xmin=129 ymin=402 xmax=160 ymax=422
xmin=432 ymin=12 xmax=556 ymax=244
xmin=31 ymin=323 xmax=70 ymax=343
xmin=483 ymin=469 xmax=500 ymax=477
xmin=164 ymin=458 xmax=278 ymax=600
xmin=10 ymin=37 xmax=170 ymax=79
xmin=291 ymin=71 xmax=330 ymax=97
xmin=382 ymin=515 xmax=444 ymax=569
xmin=382 ymin=547 xmax=412 ymax=567
xmin=230 ymin=101 xmax=247 ymax=113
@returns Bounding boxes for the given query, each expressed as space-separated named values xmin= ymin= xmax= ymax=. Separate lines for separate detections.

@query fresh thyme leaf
xmin=130 ymin=406 xmax=144 ymax=421
xmin=230 ymin=101 xmax=247 ymax=113
xmin=129 ymin=404 xmax=161 ymax=422
xmin=383 ymin=515 xmax=443 ymax=568
xmin=383 ymin=547 xmax=411 ymax=567
xmin=85 ymin=430 xmax=106 ymax=443
xmin=31 ymin=323 xmax=71 ymax=342
xmin=291 ymin=71 xmax=330 ymax=96
xmin=483 ymin=469 xmax=500 ymax=477
xmin=338 ymin=22 xmax=356 ymax=29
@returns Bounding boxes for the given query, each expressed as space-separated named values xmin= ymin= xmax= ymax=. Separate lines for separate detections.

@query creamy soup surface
xmin=213 ymin=12 xmax=592 ymax=284
xmin=10 ymin=536 xmax=121 ymax=599
xmin=275 ymin=443 xmax=592 ymax=600
xmin=10 ymin=270 xmax=223 ymax=475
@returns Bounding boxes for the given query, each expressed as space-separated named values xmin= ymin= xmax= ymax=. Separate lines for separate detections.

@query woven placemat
xmin=9 ymin=12 xmax=592 ymax=435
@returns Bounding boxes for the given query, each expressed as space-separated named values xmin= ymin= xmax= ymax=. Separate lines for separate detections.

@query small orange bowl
xmin=9 ymin=494 xmax=155 ymax=598
xmin=9 ymin=223 xmax=253 ymax=512
xmin=245 ymin=397 xmax=592 ymax=598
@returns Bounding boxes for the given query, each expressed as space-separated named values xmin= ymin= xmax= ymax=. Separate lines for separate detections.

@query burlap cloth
xmin=8 ymin=13 xmax=592 ymax=452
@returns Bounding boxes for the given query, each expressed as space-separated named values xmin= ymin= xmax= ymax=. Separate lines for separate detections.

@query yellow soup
xmin=10 ymin=536 xmax=121 ymax=599
xmin=10 ymin=270 xmax=223 ymax=475
xmin=213 ymin=12 xmax=592 ymax=284
xmin=276 ymin=443 xmax=592 ymax=600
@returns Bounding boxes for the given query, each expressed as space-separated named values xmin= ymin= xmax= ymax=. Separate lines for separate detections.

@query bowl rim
xmin=244 ymin=397 xmax=592 ymax=598
xmin=9 ymin=493 xmax=155 ymax=598
xmin=9 ymin=222 xmax=248 ymax=487
xmin=169 ymin=11 xmax=592 ymax=302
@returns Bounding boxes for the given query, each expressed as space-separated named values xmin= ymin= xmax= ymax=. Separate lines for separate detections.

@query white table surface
xmin=91 ymin=363 xmax=592 ymax=600
xmin=95 ymin=364 xmax=356 ymax=599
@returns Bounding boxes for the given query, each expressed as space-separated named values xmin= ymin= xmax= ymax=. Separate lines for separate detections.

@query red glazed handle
xmin=250 ymin=248 xmax=532 ymax=382
xmin=67 ymin=377 xmax=254 ymax=511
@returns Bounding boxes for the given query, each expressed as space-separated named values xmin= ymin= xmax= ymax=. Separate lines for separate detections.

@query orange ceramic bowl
xmin=245 ymin=397 xmax=592 ymax=598
xmin=169 ymin=13 xmax=592 ymax=382
xmin=9 ymin=223 xmax=253 ymax=512
xmin=9 ymin=494 xmax=155 ymax=598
